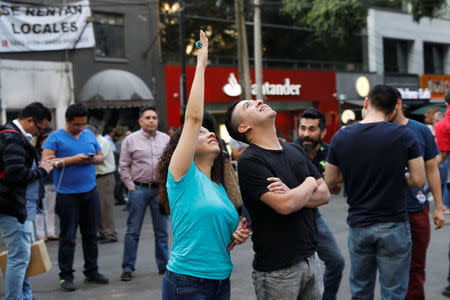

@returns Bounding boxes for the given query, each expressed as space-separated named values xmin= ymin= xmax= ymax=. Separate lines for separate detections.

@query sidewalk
xmin=1 ymin=194 xmax=449 ymax=299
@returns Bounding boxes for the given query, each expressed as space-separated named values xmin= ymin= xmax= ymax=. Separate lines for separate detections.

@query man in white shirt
xmin=103 ymin=126 xmax=117 ymax=152
xmin=86 ymin=125 xmax=118 ymax=243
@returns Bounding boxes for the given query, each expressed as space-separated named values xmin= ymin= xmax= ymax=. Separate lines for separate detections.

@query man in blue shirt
xmin=325 ymin=85 xmax=425 ymax=299
xmin=42 ymin=104 xmax=109 ymax=291
xmin=392 ymin=91 xmax=445 ymax=300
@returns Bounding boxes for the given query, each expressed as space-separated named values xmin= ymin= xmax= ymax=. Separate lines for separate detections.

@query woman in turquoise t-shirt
xmin=157 ymin=31 xmax=250 ymax=300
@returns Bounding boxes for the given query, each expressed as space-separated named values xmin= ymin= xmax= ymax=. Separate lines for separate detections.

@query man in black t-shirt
xmin=225 ymin=100 xmax=330 ymax=300
xmin=325 ymin=85 xmax=425 ymax=300
xmin=294 ymin=108 xmax=345 ymax=300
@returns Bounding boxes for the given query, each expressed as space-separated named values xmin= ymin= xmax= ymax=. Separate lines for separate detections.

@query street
xmin=1 ymin=193 xmax=449 ymax=299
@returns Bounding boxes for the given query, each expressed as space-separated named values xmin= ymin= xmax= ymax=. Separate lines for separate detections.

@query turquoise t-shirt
xmin=166 ymin=162 xmax=239 ymax=280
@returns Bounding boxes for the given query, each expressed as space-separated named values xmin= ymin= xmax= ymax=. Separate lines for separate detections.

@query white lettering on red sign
xmin=397 ymin=88 xmax=431 ymax=99
xmin=223 ymin=73 xmax=302 ymax=97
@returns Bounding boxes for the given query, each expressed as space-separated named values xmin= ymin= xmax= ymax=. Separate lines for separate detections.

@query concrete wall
xmin=367 ymin=8 xmax=450 ymax=75
xmin=0 ymin=0 xmax=167 ymax=129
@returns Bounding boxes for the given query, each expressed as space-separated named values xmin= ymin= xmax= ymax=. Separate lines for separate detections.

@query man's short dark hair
xmin=445 ymin=89 xmax=450 ymax=104
xmin=103 ymin=126 xmax=115 ymax=136
xmin=65 ymin=104 xmax=87 ymax=121
xmin=368 ymin=85 xmax=398 ymax=115
xmin=395 ymin=89 xmax=402 ymax=100
xmin=18 ymin=102 xmax=52 ymax=123
xmin=139 ymin=106 xmax=158 ymax=118
xmin=225 ymin=100 xmax=249 ymax=144
xmin=300 ymin=108 xmax=326 ymax=130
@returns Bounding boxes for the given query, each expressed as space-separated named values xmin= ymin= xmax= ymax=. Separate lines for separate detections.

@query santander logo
xmin=222 ymin=73 xmax=242 ymax=97
xmin=222 ymin=73 xmax=302 ymax=97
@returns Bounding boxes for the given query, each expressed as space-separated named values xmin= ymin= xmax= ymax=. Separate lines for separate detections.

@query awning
xmin=0 ymin=59 xmax=73 ymax=109
xmin=410 ymin=104 xmax=446 ymax=115
xmin=79 ymin=69 xmax=154 ymax=109
xmin=343 ymin=100 xmax=365 ymax=107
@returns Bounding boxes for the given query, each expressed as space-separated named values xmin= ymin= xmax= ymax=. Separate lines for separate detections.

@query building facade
xmin=0 ymin=0 xmax=166 ymax=133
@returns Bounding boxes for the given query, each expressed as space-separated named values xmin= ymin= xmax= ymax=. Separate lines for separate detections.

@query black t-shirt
xmin=326 ymin=122 xmax=422 ymax=227
xmin=238 ymin=142 xmax=321 ymax=272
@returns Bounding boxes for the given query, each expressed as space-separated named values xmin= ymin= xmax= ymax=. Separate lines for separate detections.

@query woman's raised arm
xmin=169 ymin=30 xmax=208 ymax=181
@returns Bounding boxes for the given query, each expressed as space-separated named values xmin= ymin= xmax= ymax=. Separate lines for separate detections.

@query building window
xmin=383 ymin=38 xmax=409 ymax=74
xmin=424 ymin=42 xmax=445 ymax=74
xmin=93 ymin=12 xmax=125 ymax=58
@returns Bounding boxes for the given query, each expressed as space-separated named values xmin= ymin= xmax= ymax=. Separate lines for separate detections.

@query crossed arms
xmin=261 ymin=177 xmax=330 ymax=215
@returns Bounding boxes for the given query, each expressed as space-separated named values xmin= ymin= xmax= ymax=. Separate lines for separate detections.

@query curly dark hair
xmin=157 ymin=127 xmax=221 ymax=215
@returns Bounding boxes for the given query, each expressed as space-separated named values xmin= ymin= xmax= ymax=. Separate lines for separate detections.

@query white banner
xmin=0 ymin=0 xmax=95 ymax=52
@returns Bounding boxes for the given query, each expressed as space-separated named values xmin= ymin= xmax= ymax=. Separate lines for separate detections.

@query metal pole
xmin=235 ymin=0 xmax=251 ymax=100
xmin=178 ymin=1 xmax=187 ymax=112
xmin=254 ymin=0 xmax=263 ymax=100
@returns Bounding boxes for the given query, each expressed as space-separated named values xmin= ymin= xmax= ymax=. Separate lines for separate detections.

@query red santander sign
xmin=165 ymin=65 xmax=336 ymax=126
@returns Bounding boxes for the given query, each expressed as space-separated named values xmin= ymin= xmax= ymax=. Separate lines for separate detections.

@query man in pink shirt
xmin=118 ymin=107 xmax=170 ymax=281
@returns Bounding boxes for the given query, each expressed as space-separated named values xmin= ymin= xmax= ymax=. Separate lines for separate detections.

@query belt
xmin=133 ymin=181 xmax=159 ymax=188
xmin=96 ymin=172 xmax=114 ymax=178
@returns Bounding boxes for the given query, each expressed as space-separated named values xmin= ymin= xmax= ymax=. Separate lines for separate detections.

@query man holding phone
xmin=225 ymin=100 xmax=330 ymax=299
xmin=0 ymin=102 xmax=54 ymax=300
xmin=42 ymin=104 xmax=108 ymax=291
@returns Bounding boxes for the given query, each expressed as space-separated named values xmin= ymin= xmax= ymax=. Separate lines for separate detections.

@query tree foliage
xmin=409 ymin=0 xmax=447 ymax=21
xmin=282 ymin=0 xmax=447 ymax=44
xmin=159 ymin=0 xmax=447 ymax=67
xmin=160 ymin=0 xmax=253 ymax=62
xmin=282 ymin=0 xmax=367 ymax=44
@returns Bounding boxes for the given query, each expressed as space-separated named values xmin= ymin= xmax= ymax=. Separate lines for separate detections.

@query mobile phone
xmin=55 ymin=160 xmax=63 ymax=167
xmin=88 ymin=152 xmax=94 ymax=158
xmin=227 ymin=221 xmax=248 ymax=252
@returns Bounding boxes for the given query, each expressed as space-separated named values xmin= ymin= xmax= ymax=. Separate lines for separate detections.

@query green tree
xmin=282 ymin=0 xmax=366 ymax=44
xmin=282 ymin=0 xmax=447 ymax=44
xmin=160 ymin=0 xmax=254 ymax=62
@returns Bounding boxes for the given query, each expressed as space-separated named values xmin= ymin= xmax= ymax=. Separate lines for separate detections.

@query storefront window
xmin=93 ymin=12 xmax=125 ymax=58
xmin=424 ymin=42 xmax=446 ymax=74
xmin=383 ymin=38 xmax=409 ymax=74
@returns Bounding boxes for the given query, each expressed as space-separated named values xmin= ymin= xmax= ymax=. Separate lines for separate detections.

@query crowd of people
xmin=0 ymin=30 xmax=450 ymax=300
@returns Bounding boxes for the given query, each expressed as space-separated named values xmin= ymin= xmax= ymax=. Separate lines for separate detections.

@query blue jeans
xmin=348 ymin=221 xmax=411 ymax=300
xmin=56 ymin=188 xmax=100 ymax=280
xmin=162 ymin=270 xmax=230 ymax=300
xmin=122 ymin=185 xmax=169 ymax=272
xmin=439 ymin=160 xmax=449 ymax=208
xmin=0 ymin=216 xmax=34 ymax=300
xmin=316 ymin=215 xmax=345 ymax=300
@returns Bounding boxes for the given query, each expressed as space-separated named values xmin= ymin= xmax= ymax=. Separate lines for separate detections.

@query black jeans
xmin=56 ymin=188 xmax=100 ymax=280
